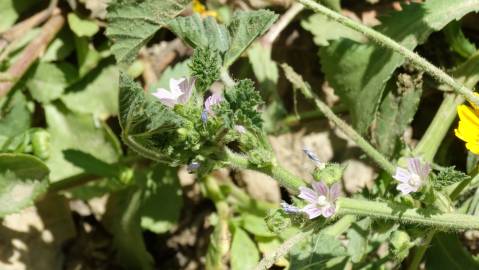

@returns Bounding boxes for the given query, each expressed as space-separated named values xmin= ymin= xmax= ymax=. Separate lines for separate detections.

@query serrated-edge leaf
xmin=320 ymin=0 xmax=479 ymax=134
xmin=106 ymin=0 xmax=190 ymax=64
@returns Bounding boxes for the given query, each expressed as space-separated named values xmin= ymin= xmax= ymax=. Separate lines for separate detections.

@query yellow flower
xmin=192 ymin=0 xmax=218 ymax=18
xmin=455 ymin=102 xmax=479 ymax=154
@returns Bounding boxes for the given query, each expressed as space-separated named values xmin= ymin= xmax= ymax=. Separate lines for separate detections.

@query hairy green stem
xmin=337 ymin=198 xmax=479 ymax=230
xmin=220 ymin=68 xmax=235 ymax=88
xmin=413 ymin=94 xmax=464 ymax=160
xmin=292 ymin=76 xmax=396 ymax=174
xmin=281 ymin=104 xmax=348 ymax=126
xmin=296 ymin=0 xmax=479 ymax=107
xmin=225 ymin=148 xmax=304 ymax=192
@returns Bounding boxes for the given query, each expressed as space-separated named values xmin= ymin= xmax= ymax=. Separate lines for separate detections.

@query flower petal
xmin=178 ymin=77 xmax=195 ymax=104
xmin=397 ymin=183 xmax=416 ymax=195
xmin=393 ymin=167 xmax=411 ymax=183
xmin=169 ymin=78 xmax=186 ymax=94
xmin=407 ymin=158 xmax=421 ymax=175
xmin=298 ymin=187 xmax=318 ymax=204
xmin=329 ymin=183 xmax=341 ymax=201
xmin=302 ymin=204 xmax=322 ymax=219
xmin=321 ymin=205 xmax=336 ymax=218
xmin=312 ymin=181 xmax=328 ymax=196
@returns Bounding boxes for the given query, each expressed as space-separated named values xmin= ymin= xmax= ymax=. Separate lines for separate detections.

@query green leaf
xmin=223 ymin=10 xmax=277 ymax=67
xmin=119 ymin=72 xmax=184 ymax=163
xmin=241 ymin=213 xmax=275 ymax=237
xmin=302 ymin=13 xmax=365 ymax=46
xmin=371 ymin=71 xmax=423 ymax=157
xmin=68 ymin=13 xmax=100 ymax=37
xmin=0 ymin=0 xmax=37 ymax=32
xmin=0 ymin=153 xmax=49 ymax=217
xmin=247 ymin=42 xmax=278 ymax=94
xmin=320 ymin=0 xmax=479 ymax=134
xmin=26 ymin=62 xmax=78 ymax=103
xmin=231 ymin=227 xmax=260 ymax=270
xmin=425 ymin=233 xmax=479 ymax=270
xmin=140 ymin=164 xmax=183 ymax=233
xmin=0 ymin=91 xmax=31 ymax=138
xmin=73 ymin=36 xmax=103 ymax=77
xmin=433 ymin=166 xmax=471 ymax=188
xmin=42 ymin=29 xmax=75 ymax=62
xmin=62 ymin=64 xmax=119 ymax=118
xmin=346 ymin=217 xmax=371 ymax=263
xmin=103 ymin=185 xmax=154 ymax=270
xmin=106 ymin=0 xmax=190 ymax=64
xmin=168 ymin=13 xmax=229 ymax=52
xmin=44 ymin=104 xmax=120 ymax=181
xmin=444 ymin=21 xmax=476 ymax=59
xmin=289 ymin=232 xmax=348 ymax=269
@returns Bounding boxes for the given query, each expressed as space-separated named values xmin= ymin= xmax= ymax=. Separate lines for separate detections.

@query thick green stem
xmin=413 ymin=94 xmax=464 ymax=161
xmin=225 ymin=148 xmax=304 ymax=192
xmin=296 ymin=0 xmax=479 ymax=107
xmin=337 ymin=198 xmax=479 ymax=230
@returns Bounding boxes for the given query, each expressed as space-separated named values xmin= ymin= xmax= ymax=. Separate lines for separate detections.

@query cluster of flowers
xmin=283 ymin=149 xmax=431 ymax=220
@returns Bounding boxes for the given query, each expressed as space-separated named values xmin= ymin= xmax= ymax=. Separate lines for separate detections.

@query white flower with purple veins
xmin=299 ymin=181 xmax=340 ymax=219
xmin=152 ymin=77 xmax=195 ymax=108
xmin=204 ymin=93 xmax=223 ymax=115
xmin=393 ymin=158 xmax=431 ymax=195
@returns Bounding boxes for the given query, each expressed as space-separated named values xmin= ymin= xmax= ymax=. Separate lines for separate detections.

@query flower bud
xmin=312 ymin=163 xmax=345 ymax=184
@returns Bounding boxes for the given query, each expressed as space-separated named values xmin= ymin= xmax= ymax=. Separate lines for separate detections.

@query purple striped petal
xmin=397 ymin=183 xmax=416 ymax=195
xmin=329 ymin=183 xmax=341 ymax=201
xmin=178 ymin=77 xmax=195 ymax=104
xmin=407 ymin=158 xmax=422 ymax=176
xmin=321 ymin=205 xmax=336 ymax=218
xmin=302 ymin=204 xmax=322 ymax=219
xmin=298 ymin=187 xmax=318 ymax=204
xmin=312 ymin=181 xmax=328 ymax=196
xmin=393 ymin=167 xmax=411 ymax=183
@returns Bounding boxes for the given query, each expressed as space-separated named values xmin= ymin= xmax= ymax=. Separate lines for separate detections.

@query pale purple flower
xmin=303 ymin=148 xmax=325 ymax=169
xmin=234 ymin=125 xmax=246 ymax=134
xmin=152 ymin=77 xmax=195 ymax=108
xmin=299 ymin=181 xmax=340 ymax=219
xmin=201 ymin=110 xmax=208 ymax=123
xmin=281 ymin=201 xmax=300 ymax=213
xmin=204 ymin=93 xmax=222 ymax=115
xmin=393 ymin=158 xmax=431 ymax=195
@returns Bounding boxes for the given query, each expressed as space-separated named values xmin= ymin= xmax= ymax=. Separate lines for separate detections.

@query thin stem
xmin=296 ymin=0 xmax=479 ymax=107
xmin=407 ymin=231 xmax=435 ymax=270
xmin=281 ymin=104 xmax=348 ymax=126
xmin=220 ymin=68 xmax=235 ymax=88
xmin=283 ymin=64 xmax=396 ymax=174
xmin=413 ymin=94 xmax=464 ymax=161
xmin=225 ymin=148 xmax=304 ymax=192
xmin=260 ymin=3 xmax=304 ymax=46
xmin=337 ymin=198 xmax=479 ymax=230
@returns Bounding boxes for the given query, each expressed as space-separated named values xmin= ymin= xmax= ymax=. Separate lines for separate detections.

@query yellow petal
xmin=466 ymin=141 xmax=479 ymax=155
xmin=458 ymin=105 xmax=479 ymax=127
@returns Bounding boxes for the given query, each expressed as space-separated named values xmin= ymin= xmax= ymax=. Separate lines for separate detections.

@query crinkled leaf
xmin=106 ymin=0 xmax=190 ymax=64
xmin=45 ymin=104 xmax=121 ymax=181
xmin=320 ymin=0 xmax=479 ymax=134
xmin=425 ymin=233 xmax=479 ymax=270
xmin=26 ymin=62 xmax=78 ymax=103
xmin=0 ymin=91 xmax=31 ymax=138
xmin=140 ymin=164 xmax=183 ymax=233
xmin=68 ymin=13 xmax=100 ymax=37
xmin=346 ymin=217 xmax=372 ymax=263
xmin=231 ymin=228 xmax=260 ymax=270
xmin=433 ymin=166 xmax=471 ymax=188
xmin=62 ymin=64 xmax=119 ymax=118
xmin=168 ymin=13 xmax=229 ymax=52
xmin=371 ymin=71 xmax=423 ymax=157
xmin=223 ymin=10 xmax=278 ymax=67
xmin=0 ymin=153 xmax=49 ymax=217
xmin=119 ymin=72 xmax=184 ymax=163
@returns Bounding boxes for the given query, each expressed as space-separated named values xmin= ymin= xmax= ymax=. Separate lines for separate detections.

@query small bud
xmin=201 ymin=110 xmax=208 ymax=123
xmin=390 ymin=230 xmax=412 ymax=260
xmin=31 ymin=130 xmax=50 ymax=160
xmin=187 ymin=161 xmax=201 ymax=173
xmin=303 ymin=148 xmax=325 ymax=169
xmin=312 ymin=163 xmax=345 ymax=184
xmin=119 ymin=167 xmax=134 ymax=185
